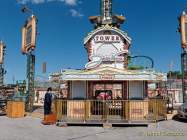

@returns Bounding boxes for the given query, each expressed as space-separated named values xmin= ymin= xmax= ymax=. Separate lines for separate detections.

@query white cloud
xmin=18 ymin=0 xmax=79 ymax=6
xmin=17 ymin=0 xmax=29 ymax=4
xmin=31 ymin=0 xmax=45 ymax=4
xmin=69 ymin=9 xmax=84 ymax=17
xmin=17 ymin=0 xmax=84 ymax=18
xmin=17 ymin=0 xmax=45 ymax=4
xmin=62 ymin=0 xmax=78 ymax=6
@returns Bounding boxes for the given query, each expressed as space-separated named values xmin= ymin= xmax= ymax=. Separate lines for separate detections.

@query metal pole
xmin=181 ymin=49 xmax=187 ymax=103
xmin=21 ymin=6 xmax=37 ymax=112
xmin=0 ymin=41 xmax=6 ymax=87
xmin=26 ymin=52 xmax=35 ymax=112
xmin=0 ymin=64 xmax=3 ymax=86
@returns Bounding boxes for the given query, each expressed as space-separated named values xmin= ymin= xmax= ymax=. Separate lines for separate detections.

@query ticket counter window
xmin=95 ymin=90 xmax=112 ymax=100
xmin=93 ymin=83 xmax=123 ymax=100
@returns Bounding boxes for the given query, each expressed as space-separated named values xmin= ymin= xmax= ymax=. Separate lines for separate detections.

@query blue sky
xmin=0 ymin=0 xmax=186 ymax=83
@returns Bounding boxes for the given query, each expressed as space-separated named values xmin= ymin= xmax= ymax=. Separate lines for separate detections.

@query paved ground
xmin=0 ymin=116 xmax=187 ymax=140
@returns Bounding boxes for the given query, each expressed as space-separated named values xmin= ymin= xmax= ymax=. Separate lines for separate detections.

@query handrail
xmin=54 ymin=99 xmax=167 ymax=123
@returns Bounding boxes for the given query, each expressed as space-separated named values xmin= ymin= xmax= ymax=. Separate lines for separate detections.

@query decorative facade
xmin=58 ymin=0 xmax=167 ymax=100
xmin=52 ymin=1 xmax=168 ymax=124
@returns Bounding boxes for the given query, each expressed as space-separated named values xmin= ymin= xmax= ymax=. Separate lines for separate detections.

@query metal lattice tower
xmin=0 ymin=41 xmax=6 ymax=87
xmin=0 ymin=65 xmax=4 ymax=86
xmin=181 ymin=49 xmax=187 ymax=102
xmin=179 ymin=11 xmax=187 ymax=102
xmin=21 ymin=6 xmax=37 ymax=112
xmin=101 ymin=0 xmax=112 ymax=24
xmin=89 ymin=0 xmax=125 ymax=28
xmin=26 ymin=53 xmax=35 ymax=112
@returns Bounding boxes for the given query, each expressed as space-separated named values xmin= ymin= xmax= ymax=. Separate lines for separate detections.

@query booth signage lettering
xmin=100 ymin=74 xmax=114 ymax=80
xmin=102 ymin=56 xmax=124 ymax=62
xmin=73 ymin=108 xmax=85 ymax=114
xmin=85 ymin=50 xmax=128 ymax=69
xmin=94 ymin=35 xmax=121 ymax=43
xmin=132 ymin=109 xmax=143 ymax=114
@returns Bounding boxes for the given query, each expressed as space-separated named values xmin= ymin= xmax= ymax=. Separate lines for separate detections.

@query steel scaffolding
xmin=181 ymin=49 xmax=187 ymax=102
xmin=26 ymin=53 xmax=35 ymax=112
xmin=0 ymin=41 xmax=6 ymax=87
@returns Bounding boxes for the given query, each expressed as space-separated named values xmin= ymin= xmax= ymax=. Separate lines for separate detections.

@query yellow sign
xmin=21 ymin=15 xmax=37 ymax=54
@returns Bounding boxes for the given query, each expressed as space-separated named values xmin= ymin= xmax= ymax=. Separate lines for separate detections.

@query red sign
xmin=94 ymin=35 xmax=121 ymax=43
xmin=100 ymin=74 xmax=114 ymax=80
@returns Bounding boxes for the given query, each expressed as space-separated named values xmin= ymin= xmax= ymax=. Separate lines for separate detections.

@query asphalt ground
xmin=0 ymin=116 xmax=187 ymax=140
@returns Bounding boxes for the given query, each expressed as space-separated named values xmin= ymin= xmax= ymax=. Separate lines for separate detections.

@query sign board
xmin=100 ymin=74 xmax=114 ymax=80
xmin=180 ymin=12 xmax=187 ymax=48
xmin=94 ymin=35 xmax=121 ymax=43
xmin=21 ymin=15 xmax=37 ymax=54
xmin=63 ymin=72 xmax=167 ymax=81
xmin=0 ymin=41 xmax=5 ymax=64
xmin=42 ymin=62 xmax=46 ymax=73
xmin=67 ymin=101 xmax=90 ymax=119
xmin=85 ymin=50 xmax=128 ymax=70
xmin=85 ymin=30 xmax=129 ymax=70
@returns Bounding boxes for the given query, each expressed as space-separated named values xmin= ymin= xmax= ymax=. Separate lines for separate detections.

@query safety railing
xmin=148 ymin=98 xmax=167 ymax=121
xmin=54 ymin=99 xmax=167 ymax=123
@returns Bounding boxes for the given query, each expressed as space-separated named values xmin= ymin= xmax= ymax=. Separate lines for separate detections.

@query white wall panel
xmin=129 ymin=81 xmax=143 ymax=99
xmin=72 ymin=81 xmax=86 ymax=99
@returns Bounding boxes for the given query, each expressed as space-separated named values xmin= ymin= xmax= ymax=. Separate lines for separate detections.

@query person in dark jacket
xmin=44 ymin=87 xmax=52 ymax=115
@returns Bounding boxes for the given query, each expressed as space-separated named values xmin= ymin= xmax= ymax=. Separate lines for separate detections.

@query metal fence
xmin=54 ymin=99 xmax=167 ymax=123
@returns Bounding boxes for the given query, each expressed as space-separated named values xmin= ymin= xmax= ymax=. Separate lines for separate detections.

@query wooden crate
xmin=6 ymin=101 xmax=25 ymax=118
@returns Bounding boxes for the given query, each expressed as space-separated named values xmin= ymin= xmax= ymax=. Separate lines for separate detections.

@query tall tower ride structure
xmin=89 ymin=0 xmax=125 ymax=28
xmin=0 ymin=41 xmax=6 ymax=87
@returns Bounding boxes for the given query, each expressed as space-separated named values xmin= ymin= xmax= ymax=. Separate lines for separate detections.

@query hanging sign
xmin=21 ymin=15 xmax=37 ymax=54
xmin=180 ymin=12 xmax=187 ymax=48
xmin=0 ymin=41 xmax=5 ymax=64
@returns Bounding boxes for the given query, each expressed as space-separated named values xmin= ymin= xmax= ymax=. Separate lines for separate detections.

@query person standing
xmin=44 ymin=87 xmax=52 ymax=115
xmin=42 ymin=87 xmax=57 ymax=125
